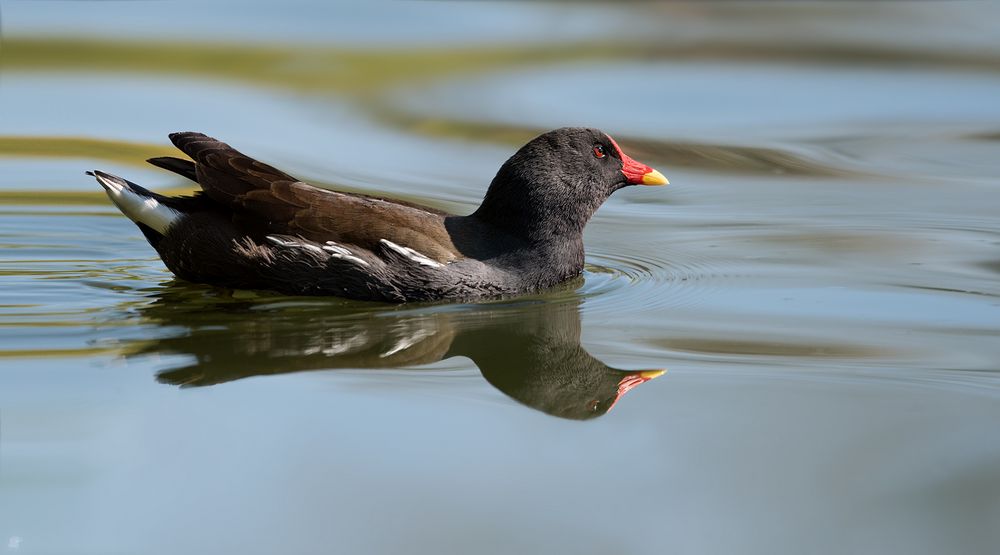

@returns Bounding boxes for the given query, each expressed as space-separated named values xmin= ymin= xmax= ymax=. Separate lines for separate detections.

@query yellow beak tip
xmin=639 ymin=369 xmax=666 ymax=379
xmin=642 ymin=169 xmax=669 ymax=186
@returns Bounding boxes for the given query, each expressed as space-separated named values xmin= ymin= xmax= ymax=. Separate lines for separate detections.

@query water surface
xmin=1 ymin=2 xmax=999 ymax=554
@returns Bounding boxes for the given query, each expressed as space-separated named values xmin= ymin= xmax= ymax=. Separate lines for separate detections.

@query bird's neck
xmin=449 ymin=212 xmax=585 ymax=284
xmin=532 ymin=235 xmax=586 ymax=282
xmin=472 ymin=174 xmax=599 ymax=247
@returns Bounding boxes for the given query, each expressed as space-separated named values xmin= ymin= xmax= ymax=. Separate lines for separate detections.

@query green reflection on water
xmin=2 ymin=37 xmax=629 ymax=95
xmin=1 ymin=37 xmax=886 ymax=177
xmin=0 ymin=136 xmax=173 ymax=165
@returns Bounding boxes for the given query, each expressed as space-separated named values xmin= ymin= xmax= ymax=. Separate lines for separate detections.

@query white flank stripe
xmin=379 ymin=239 xmax=443 ymax=268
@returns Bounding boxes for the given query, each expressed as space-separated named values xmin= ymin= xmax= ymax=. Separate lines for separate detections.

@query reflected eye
xmin=592 ymin=144 xmax=606 ymax=159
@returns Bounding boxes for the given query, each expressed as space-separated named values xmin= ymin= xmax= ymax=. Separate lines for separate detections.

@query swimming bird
xmin=89 ymin=128 xmax=667 ymax=302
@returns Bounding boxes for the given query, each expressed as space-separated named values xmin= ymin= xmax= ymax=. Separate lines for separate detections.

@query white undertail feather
xmin=92 ymin=171 xmax=181 ymax=234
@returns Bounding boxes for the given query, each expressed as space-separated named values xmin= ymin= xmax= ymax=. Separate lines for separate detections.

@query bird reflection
xmin=130 ymin=286 xmax=664 ymax=419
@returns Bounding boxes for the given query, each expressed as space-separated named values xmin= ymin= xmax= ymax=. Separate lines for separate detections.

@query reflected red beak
xmin=608 ymin=369 xmax=666 ymax=412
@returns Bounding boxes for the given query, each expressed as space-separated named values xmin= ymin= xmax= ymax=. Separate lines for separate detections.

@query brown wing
xmin=165 ymin=132 xmax=461 ymax=263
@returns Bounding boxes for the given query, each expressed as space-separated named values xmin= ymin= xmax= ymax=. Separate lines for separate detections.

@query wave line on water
xmin=580 ymin=244 xmax=743 ymax=315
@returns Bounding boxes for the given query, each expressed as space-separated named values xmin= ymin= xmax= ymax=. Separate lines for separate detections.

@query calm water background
xmin=2 ymin=2 xmax=1000 ymax=553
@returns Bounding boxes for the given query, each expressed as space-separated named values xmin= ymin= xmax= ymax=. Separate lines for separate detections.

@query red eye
xmin=593 ymin=144 xmax=606 ymax=158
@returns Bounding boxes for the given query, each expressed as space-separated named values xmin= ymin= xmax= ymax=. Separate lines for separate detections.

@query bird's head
xmin=475 ymin=127 xmax=668 ymax=242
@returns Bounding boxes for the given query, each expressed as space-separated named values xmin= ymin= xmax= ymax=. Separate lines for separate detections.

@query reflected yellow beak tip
xmin=641 ymin=169 xmax=669 ymax=186
xmin=639 ymin=369 xmax=666 ymax=379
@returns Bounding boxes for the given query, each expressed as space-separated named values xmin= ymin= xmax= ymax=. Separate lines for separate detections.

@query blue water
xmin=2 ymin=2 xmax=999 ymax=554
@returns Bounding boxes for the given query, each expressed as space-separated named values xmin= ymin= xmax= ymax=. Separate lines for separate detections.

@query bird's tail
xmin=88 ymin=170 xmax=182 ymax=235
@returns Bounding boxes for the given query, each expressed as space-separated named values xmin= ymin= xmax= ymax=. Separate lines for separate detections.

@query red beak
xmin=609 ymin=136 xmax=669 ymax=186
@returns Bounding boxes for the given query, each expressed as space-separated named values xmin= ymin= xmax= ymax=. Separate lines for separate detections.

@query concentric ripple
xmin=580 ymin=244 xmax=742 ymax=315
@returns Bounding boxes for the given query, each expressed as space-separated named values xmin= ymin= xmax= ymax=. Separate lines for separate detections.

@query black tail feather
xmin=147 ymin=156 xmax=198 ymax=182
xmin=136 ymin=222 xmax=165 ymax=249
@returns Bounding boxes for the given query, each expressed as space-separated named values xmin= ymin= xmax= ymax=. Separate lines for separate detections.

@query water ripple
xmin=581 ymin=244 xmax=740 ymax=315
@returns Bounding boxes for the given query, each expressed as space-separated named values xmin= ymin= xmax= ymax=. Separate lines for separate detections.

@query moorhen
xmin=89 ymin=128 xmax=667 ymax=301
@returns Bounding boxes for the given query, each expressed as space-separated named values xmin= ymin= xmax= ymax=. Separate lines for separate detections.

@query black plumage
xmin=91 ymin=128 xmax=667 ymax=302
